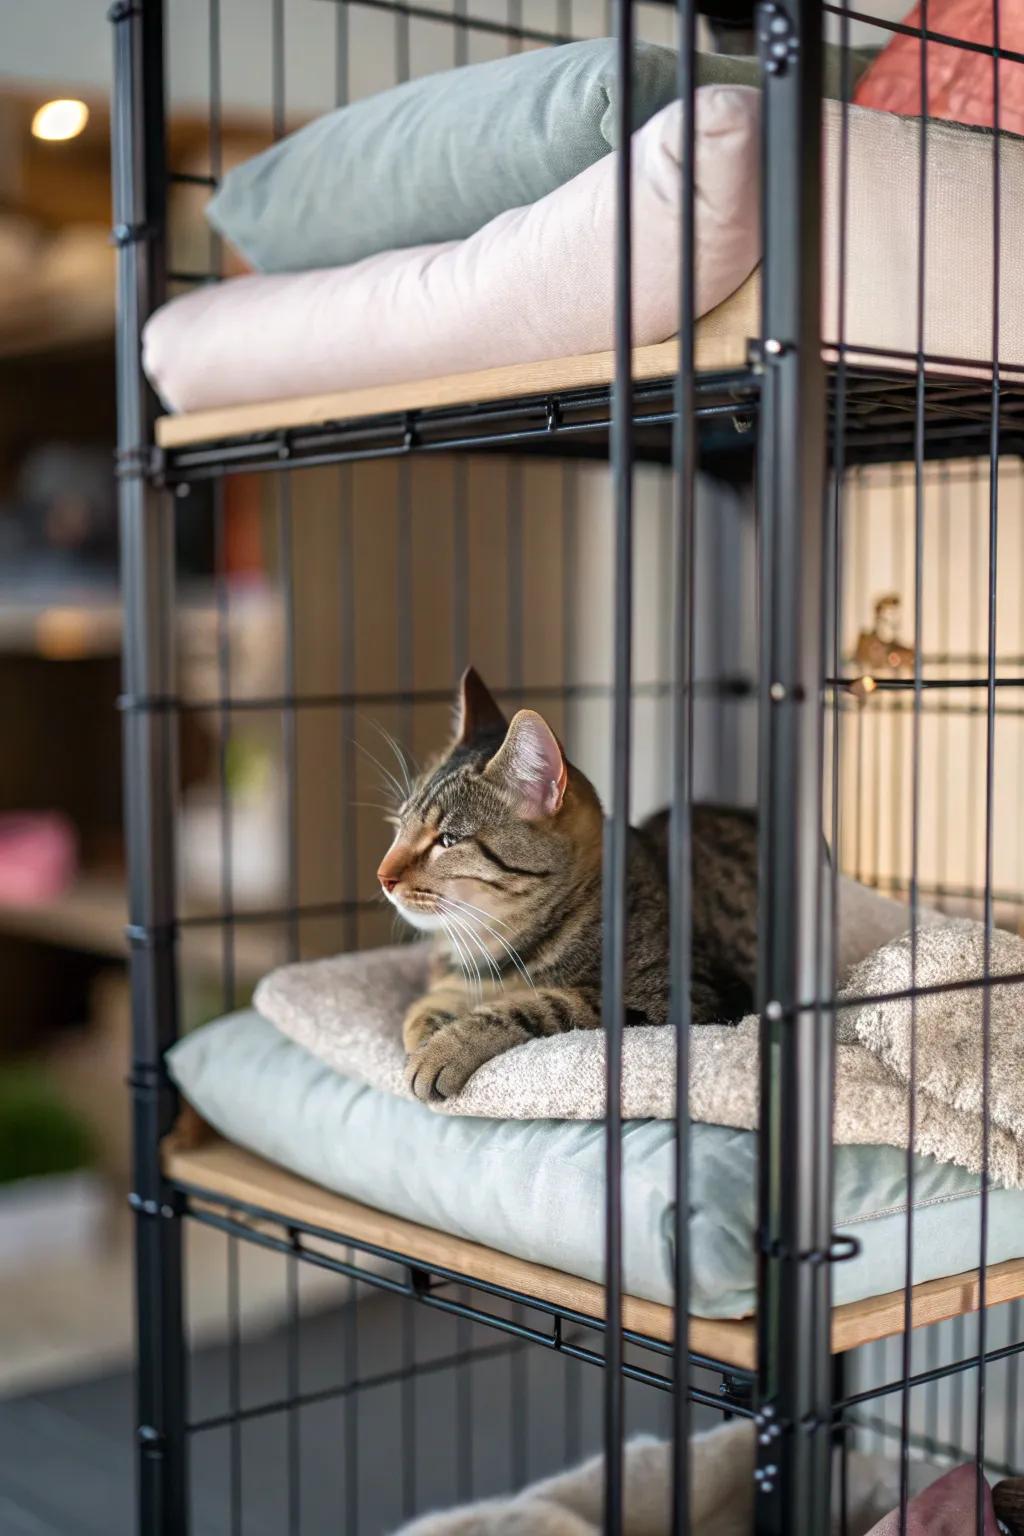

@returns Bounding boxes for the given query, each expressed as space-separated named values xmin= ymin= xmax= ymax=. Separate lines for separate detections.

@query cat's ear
xmin=454 ymin=666 xmax=507 ymax=747
xmin=485 ymin=709 xmax=568 ymax=818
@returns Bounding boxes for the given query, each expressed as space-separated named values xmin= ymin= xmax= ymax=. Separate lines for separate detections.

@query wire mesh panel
xmin=113 ymin=0 xmax=1024 ymax=1533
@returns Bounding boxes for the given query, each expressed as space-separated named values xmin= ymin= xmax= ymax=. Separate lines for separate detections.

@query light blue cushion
xmin=168 ymin=1011 xmax=1024 ymax=1320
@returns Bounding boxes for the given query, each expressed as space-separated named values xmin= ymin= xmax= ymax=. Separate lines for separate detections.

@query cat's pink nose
xmin=378 ymin=843 xmax=409 ymax=893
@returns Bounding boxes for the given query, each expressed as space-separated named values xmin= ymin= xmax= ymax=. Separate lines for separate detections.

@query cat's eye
xmin=438 ymin=831 xmax=459 ymax=849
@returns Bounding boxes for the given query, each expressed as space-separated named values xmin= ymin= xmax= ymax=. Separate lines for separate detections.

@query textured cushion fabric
xmin=250 ymin=883 xmax=1024 ymax=1190
xmin=145 ymin=89 xmax=761 ymax=414
xmin=207 ymin=39 xmax=681 ymax=273
xmin=819 ymin=98 xmax=1024 ymax=374
xmin=167 ymin=1009 xmax=1024 ymax=1319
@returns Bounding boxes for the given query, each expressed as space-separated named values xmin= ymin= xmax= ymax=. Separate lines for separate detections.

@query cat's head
xmin=376 ymin=668 xmax=601 ymax=938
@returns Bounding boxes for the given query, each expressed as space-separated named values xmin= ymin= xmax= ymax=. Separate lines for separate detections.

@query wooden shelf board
xmin=164 ymin=1138 xmax=1024 ymax=1375
xmin=154 ymin=277 xmax=760 ymax=451
xmin=164 ymin=1135 xmax=733 ymax=1358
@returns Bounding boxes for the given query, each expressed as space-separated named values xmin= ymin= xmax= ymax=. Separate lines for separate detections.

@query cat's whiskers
xmin=352 ymin=738 xmax=405 ymax=808
xmin=439 ymin=893 xmax=516 ymax=934
xmin=442 ymin=904 xmax=503 ymax=993
xmin=440 ymin=914 xmax=481 ymax=1003
xmin=437 ymin=895 xmax=534 ymax=990
xmin=365 ymin=717 xmax=417 ymax=798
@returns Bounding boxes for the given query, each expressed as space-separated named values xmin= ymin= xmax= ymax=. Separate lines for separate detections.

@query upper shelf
xmin=153 ymin=264 xmax=1024 ymax=479
xmin=154 ymin=278 xmax=759 ymax=477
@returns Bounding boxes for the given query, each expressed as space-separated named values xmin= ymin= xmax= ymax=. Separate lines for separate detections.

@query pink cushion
xmin=143 ymin=88 xmax=761 ymax=413
xmin=0 ymin=813 xmax=78 ymax=905
xmin=864 ymin=1465 xmax=999 ymax=1536
xmin=855 ymin=1 xmax=1024 ymax=137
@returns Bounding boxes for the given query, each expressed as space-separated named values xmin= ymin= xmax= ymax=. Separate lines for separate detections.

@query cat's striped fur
xmin=377 ymin=668 xmax=758 ymax=1103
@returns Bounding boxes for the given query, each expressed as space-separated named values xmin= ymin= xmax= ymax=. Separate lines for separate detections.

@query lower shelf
xmin=163 ymin=1138 xmax=1024 ymax=1374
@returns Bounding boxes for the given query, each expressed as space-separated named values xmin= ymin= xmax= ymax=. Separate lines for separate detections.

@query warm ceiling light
xmin=31 ymin=99 xmax=90 ymax=142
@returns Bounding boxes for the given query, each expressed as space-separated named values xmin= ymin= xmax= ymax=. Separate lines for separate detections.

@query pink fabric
xmin=855 ymin=1 xmax=1024 ymax=136
xmin=143 ymin=88 xmax=761 ymax=413
xmin=865 ymin=1464 xmax=999 ymax=1535
xmin=0 ymin=813 xmax=78 ymax=905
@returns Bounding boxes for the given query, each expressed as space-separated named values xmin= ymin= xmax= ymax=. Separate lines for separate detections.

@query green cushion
xmin=168 ymin=1010 xmax=1024 ymax=1319
xmin=207 ymin=39 xmax=677 ymax=272
xmin=207 ymin=41 xmax=877 ymax=276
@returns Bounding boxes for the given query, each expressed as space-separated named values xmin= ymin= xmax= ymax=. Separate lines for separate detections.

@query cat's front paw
xmin=405 ymin=1022 xmax=482 ymax=1104
xmin=401 ymin=999 xmax=456 ymax=1054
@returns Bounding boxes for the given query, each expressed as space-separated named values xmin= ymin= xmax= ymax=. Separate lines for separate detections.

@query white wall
xmin=2 ymin=0 xmax=915 ymax=112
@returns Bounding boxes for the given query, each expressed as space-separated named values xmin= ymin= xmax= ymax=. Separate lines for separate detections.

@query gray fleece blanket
xmin=254 ymin=876 xmax=1024 ymax=1189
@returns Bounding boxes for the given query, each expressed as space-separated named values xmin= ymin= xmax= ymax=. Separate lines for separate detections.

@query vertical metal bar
xmin=506 ymin=462 xmax=524 ymax=692
xmin=334 ymin=0 xmax=349 ymax=106
xmin=207 ymin=0 xmax=222 ymax=276
xmin=272 ymin=0 xmax=285 ymax=141
xmin=287 ymin=1237 xmax=301 ymax=1535
xmin=560 ymin=465 xmax=577 ymax=747
xmin=1006 ymin=1300 xmax=1022 ymax=1470
xmin=401 ymin=1292 xmax=417 ymax=1521
xmin=829 ymin=0 xmax=850 ymax=996
xmin=754 ymin=2 xmax=830 ymax=1530
xmin=900 ymin=12 xmax=929 ymax=1529
xmin=603 ymin=0 xmax=634 ymax=1530
xmin=277 ymin=472 xmax=300 ymax=962
xmin=396 ymin=0 xmax=410 ymax=80
xmin=511 ymin=1332 xmax=527 ymax=1490
xmin=344 ymin=1251 xmax=359 ymax=1535
xmin=936 ymin=465 xmax=951 ymax=906
xmin=452 ymin=460 xmax=469 ymax=676
xmin=978 ymin=5 xmax=1003 ymax=1522
xmin=112 ymin=4 xmax=187 ymax=1534
xmin=227 ymin=1226 xmax=241 ymax=1535
xmin=670 ymin=2 xmax=696 ymax=1532
xmin=397 ymin=460 xmax=414 ymax=756
xmin=564 ymin=1357 xmax=582 ymax=1467
xmin=214 ymin=485 xmax=235 ymax=999
xmin=924 ymin=1319 xmax=940 ymax=1460
xmin=829 ymin=18 xmax=853 ymax=1523
xmin=455 ymin=1299 xmax=473 ymax=1502
xmin=339 ymin=467 xmax=358 ymax=950
xmin=953 ymin=1314 xmax=966 ymax=1454
xmin=454 ymin=0 xmax=468 ymax=68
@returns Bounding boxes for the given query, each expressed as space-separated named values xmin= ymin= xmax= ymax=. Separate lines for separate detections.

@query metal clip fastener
xmin=758 ymin=3 xmax=799 ymax=77
xmin=111 ymin=222 xmax=151 ymax=247
xmin=128 ymin=1192 xmax=177 ymax=1219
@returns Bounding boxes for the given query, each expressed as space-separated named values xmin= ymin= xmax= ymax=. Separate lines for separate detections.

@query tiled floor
xmin=0 ymin=1285 xmax=669 ymax=1536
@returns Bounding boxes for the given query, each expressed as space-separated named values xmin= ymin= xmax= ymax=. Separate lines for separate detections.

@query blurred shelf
xmin=0 ymin=597 xmax=121 ymax=660
xmin=0 ymin=873 xmax=276 ymax=983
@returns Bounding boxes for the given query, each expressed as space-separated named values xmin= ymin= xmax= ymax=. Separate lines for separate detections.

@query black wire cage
xmin=111 ymin=0 xmax=1024 ymax=1532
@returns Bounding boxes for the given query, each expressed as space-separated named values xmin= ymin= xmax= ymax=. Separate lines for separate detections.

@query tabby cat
xmin=377 ymin=668 xmax=758 ymax=1103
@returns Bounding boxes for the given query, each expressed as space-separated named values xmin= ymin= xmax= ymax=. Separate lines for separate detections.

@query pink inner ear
xmin=502 ymin=711 xmax=567 ymax=817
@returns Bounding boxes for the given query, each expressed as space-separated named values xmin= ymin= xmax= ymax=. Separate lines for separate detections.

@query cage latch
xmin=759 ymin=1232 xmax=862 ymax=1265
